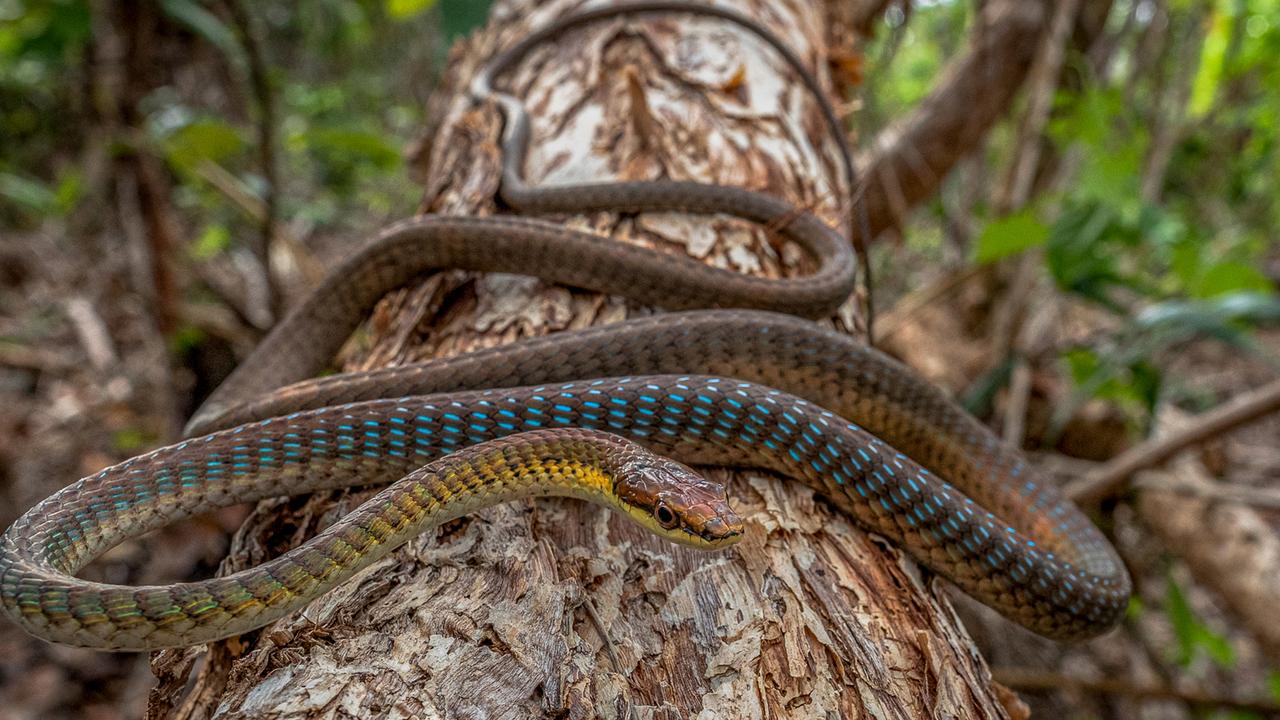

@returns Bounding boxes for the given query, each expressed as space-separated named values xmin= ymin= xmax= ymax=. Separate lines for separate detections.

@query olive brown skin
xmin=0 ymin=429 xmax=743 ymax=651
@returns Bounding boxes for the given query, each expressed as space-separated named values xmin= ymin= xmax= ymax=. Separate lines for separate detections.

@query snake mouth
xmin=695 ymin=514 xmax=745 ymax=548
xmin=669 ymin=510 xmax=744 ymax=550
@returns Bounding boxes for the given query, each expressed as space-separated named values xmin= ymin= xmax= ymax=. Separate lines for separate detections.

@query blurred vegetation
xmin=861 ymin=7 xmax=1280 ymax=713
xmin=1 ymin=0 xmax=490 ymax=235
xmin=864 ymin=0 xmax=1278 ymax=433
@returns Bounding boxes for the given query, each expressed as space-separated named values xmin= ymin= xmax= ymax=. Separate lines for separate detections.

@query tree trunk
xmin=151 ymin=1 xmax=1018 ymax=717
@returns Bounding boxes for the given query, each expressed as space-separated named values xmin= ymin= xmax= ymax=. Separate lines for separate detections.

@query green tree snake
xmin=0 ymin=2 xmax=1130 ymax=651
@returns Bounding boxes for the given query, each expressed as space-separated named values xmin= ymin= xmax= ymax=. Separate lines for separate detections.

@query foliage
xmin=868 ymin=0 xmax=1279 ymax=434
xmin=0 ymin=0 xmax=491 ymax=233
xmin=860 ymin=7 xmax=1280 ymax=707
xmin=1165 ymin=572 xmax=1235 ymax=669
xmin=973 ymin=209 xmax=1049 ymax=264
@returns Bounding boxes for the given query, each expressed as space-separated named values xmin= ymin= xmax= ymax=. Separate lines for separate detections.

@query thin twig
xmin=990 ymin=0 xmax=1080 ymax=447
xmin=994 ymin=667 xmax=1280 ymax=714
xmin=1068 ymin=377 xmax=1280 ymax=503
xmin=1133 ymin=475 xmax=1280 ymax=511
xmin=1002 ymin=356 xmax=1033 ymax=446
xmin=579 ymin=596 xmax=638 ymax=720
xmin=223 ymin=0 xmax=280 ymax=322
xmin=0 ymin=344 xmax=74 ymax=373
xmin=994 ymin=0 xmax=1081 ymax=213
xmin=63 ymin=297 xmax=118 ymax=371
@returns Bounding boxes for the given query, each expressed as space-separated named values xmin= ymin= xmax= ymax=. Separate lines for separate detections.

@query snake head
xmin=613 ymin=455 xmax=743 ymax=550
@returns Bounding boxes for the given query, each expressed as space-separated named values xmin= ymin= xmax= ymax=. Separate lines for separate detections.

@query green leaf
xmin=973 ymin=210 xmax=1049 ymax=264
xmin=52 ymin=171 xmax=82 ymax=213
xmin=307 ymin=128 xmax=401 ymax=169
xmin=1193 ymin=260 xmax=1275 ymax=298
xmin=1165 ymin=573 xmax=1235 ymax=668
xmin=0 ymin=169 xmax=80 ymax=218
xmin=1078 ymin=143 xmax=1142 ymax=206
xmin=1060 ymin=346 xmax=1163 ymax=424
xmin=1126 ymin=595 xmax=1144 ymax=620
xmin=1166 ymin=575 xmax=1198 ymax=666
xmin=192 ymin=224 xmax=232 ymax=260
xmin=112 ymin=427 xmax=155 ymax=453
xmin=169 ymin=324 xmax=206 ymax=356
xmin=1045 ymin=201 xmax=1154 ymax=311
xmin=163 ymin=119 xmax=247 ymax=173
xmin=1200 ymin=627 xmax=1236 ymax=667
xmin=960 ymin=356 xmax=1016 ymax=417
xmin=386 ymin=0 xmax=438 ymax=20
xmin=0 ymin=171 xmax=56 ymax=212
xmin=1268 ymin=671 xmax=1280 ymax=702
xmin=1189 ymin=7 xmax=1232 ymax=117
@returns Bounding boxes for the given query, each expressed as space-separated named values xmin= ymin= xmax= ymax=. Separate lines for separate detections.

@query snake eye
xmin=654 ymin=501 xmax=679 ymax=530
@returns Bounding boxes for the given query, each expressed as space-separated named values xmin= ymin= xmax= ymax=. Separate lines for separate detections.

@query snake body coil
xmin=0 ymin=3 xmax=1130 ymax=651
xmin=0 ymin=429 xmax=741 ymax=649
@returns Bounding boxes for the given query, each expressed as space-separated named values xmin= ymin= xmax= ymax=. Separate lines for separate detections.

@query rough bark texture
xmin=151 ymin=1 xmax=1017 ymax=717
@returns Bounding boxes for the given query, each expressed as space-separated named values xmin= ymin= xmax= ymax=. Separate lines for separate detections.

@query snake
xmin=0 ymin=3 xmax=1130 ymax=651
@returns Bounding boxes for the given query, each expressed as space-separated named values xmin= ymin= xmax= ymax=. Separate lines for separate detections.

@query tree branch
xmin=857 ymin=0 xmax=1051 ymax=240
xmin=1068 ymin=377 xmax=1280 ymax=503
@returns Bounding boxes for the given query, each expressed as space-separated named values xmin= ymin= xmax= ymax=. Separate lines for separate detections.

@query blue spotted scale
xmin=4 ymin=374 xmax=1127 ymax=645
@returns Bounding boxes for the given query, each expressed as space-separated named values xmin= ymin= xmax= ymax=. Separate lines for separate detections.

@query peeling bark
xmin=151 ymin=2 xmax=1013 ymax=717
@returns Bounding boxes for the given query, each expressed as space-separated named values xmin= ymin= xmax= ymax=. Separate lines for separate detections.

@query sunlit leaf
xmin=112 ymin=427 xmax=156 ymax=453
xmin=1193 ymin=260 xmax=1275 ymax=298
xmin=973 ymin=210 xmax=1049 ymax=264
xmin=1268 ymin=671 xmax=1280 ymax=703
xmin=1078 ymin=143 xmax=1142 ymax=207
xmin=163 ymin=120 xmax=247 ymax=173
xmin=1189 ymin=6 xmax=1231 ymax=117
xmin=307 ymin=128 xmax=402 ymax=169
xmin=386 ymin=0 xmax=438 ymax=20
xmin=1136 ymin=292 xmax=1280 ymax=345
xmin=192 ymin=224 xmax=232 ymax=260
xmin=1215 ymin=292 xmax=1280 ymax=323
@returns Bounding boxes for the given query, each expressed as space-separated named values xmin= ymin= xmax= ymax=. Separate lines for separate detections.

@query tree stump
xmin=151 ymin=1 xmax=1018 ymax=717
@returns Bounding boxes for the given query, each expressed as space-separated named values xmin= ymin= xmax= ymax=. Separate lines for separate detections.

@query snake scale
xmin=0 ymin=2 xmax=1130 ymax=651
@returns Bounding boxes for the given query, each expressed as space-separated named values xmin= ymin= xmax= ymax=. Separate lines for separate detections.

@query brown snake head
xmin=612 ymin=453 xmax=743 ymax=550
